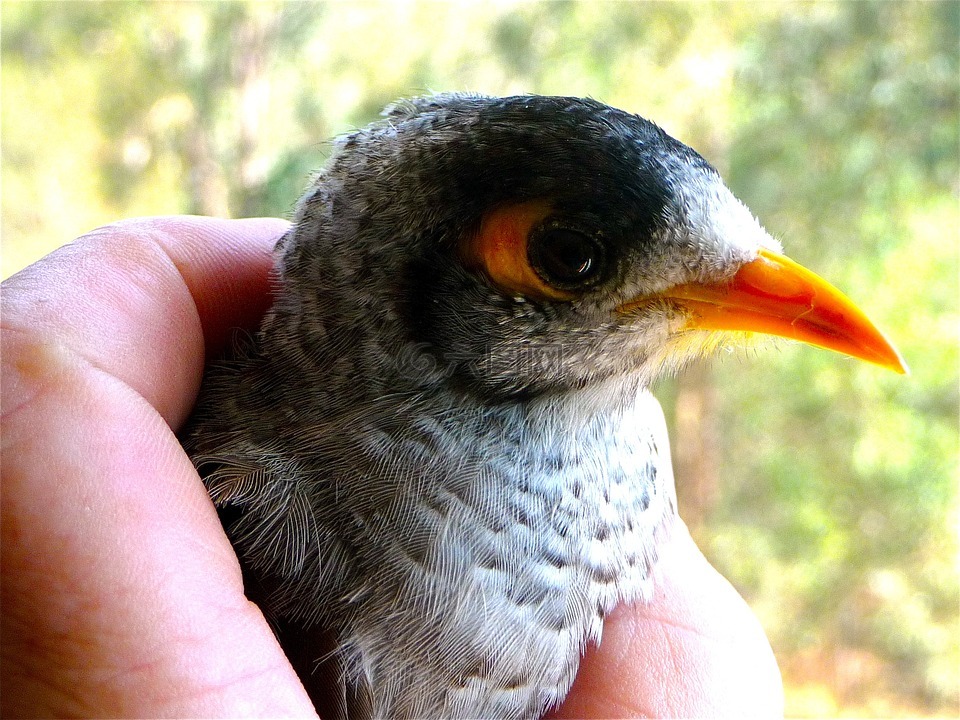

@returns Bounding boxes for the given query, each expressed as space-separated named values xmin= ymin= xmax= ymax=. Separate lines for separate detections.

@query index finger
xmin=2 ymin=216 xmax=287 ymax=429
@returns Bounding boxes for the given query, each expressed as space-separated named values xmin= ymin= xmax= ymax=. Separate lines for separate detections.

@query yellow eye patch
xmin=461 ymin=200 xmax=575 ymax=302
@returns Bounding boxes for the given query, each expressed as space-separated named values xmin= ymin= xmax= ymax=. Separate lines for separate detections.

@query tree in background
xmin=3 ymin=2 xmax=956 ymax=716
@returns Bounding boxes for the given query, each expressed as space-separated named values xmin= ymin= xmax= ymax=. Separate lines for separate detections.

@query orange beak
xmin=622 ymin=249 xmax=908 ymax=373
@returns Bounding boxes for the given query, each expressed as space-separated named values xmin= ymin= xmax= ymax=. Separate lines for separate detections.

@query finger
xmin=135 ymin=216 xmax=284 ymax=360
xmin=551 ymin=521 xmax=784 ymax=718
xmin=2 ymin=218 xmax=315 ymax=717
xmin=2 ymin=215 xmax=285 ymax=430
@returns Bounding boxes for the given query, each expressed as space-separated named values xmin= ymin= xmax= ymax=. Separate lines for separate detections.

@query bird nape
xmin=181 ymin=93 xmax=906 ymax=720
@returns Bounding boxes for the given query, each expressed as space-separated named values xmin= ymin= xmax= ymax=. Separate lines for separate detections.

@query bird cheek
xmin=667 ymin=309 xmax=695 ymax=336
xmin=617 ymin=297 xmax=687 ymax=337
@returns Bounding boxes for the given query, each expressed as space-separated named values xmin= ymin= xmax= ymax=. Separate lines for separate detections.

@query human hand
xmin=549 ymin=521 xmax=784 ymax=718
xmin=1 ymin=217 xmax=783 ymax=718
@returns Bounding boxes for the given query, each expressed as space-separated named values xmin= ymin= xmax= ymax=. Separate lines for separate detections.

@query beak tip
xmin=891 ymin=354 xmax=910 ymax=376
xmin=863 ymin=342 xmax=908 ymax=375
xmin=869 ymin=330 xmax=909 ymax=376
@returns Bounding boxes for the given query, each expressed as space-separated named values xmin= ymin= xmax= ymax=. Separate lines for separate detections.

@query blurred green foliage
xmin=3 ymin=1 xmax=957 ymax=716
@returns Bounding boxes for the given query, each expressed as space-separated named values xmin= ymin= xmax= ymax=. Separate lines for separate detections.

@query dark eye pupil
xmin=529 ymin=228 xmax=603 ymax=288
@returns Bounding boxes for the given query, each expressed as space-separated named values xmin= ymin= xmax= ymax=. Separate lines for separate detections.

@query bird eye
xmin=528 ymin=226 xmax=605 ymax=289
xmin=461 ymin=202 xmax=604 ymax=302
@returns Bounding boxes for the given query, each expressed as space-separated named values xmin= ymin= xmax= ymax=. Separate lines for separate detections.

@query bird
xmin=181 ymin=93 xmax=906 ymax=720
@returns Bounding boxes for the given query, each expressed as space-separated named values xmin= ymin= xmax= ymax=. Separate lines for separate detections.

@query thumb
xmin=553 ymin=520 xmax=784 ymax=718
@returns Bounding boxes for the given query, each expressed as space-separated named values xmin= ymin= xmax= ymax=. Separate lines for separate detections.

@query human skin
xmin=1 ymin=216 xmax=783 ymax=718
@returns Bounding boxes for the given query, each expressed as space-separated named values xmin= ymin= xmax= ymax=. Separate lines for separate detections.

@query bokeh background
xmin=3 ymin=2 xmax=957 ymax=717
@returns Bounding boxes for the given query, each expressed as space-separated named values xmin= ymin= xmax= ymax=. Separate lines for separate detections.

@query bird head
xmin=276 ymin=94 xmax=905 ymax=402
